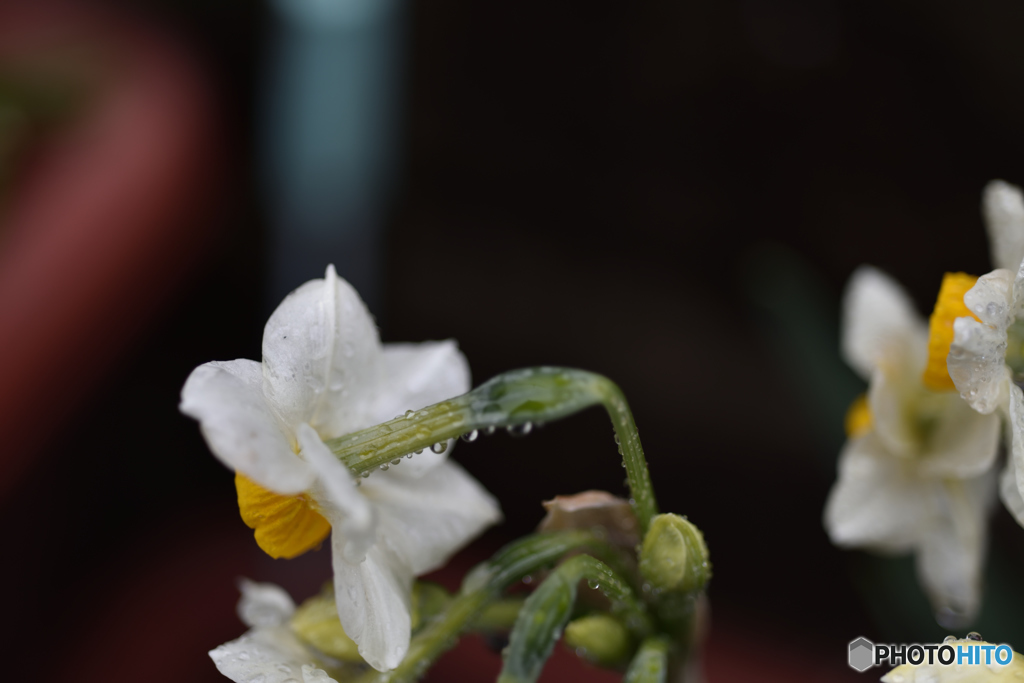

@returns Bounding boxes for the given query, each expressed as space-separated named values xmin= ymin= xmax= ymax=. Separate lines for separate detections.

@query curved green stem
xmin=326 ymin=367 xmax=658 ymax=532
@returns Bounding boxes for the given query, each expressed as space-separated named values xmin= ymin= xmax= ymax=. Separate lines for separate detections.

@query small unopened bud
xmin=564 ymin=614 xmax=631 ymax=666
xmin=639 ymin=513 xmax=710 ymax=594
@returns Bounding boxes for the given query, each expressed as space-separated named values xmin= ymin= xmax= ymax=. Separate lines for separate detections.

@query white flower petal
xmin=962 ymin=268 xmax=1015 ymax=329
xmin=330 ymin=544 xmax=412 ymax=672
xmin=361 ymin=460 xmax=502 ymax=574
xmin=921 ymin=397 xmax=1000 ymax=478
xmin=373 ymin=341 xmax=471 ymax=420
xmin=867 ymin=366 xmax=919 ymax=458
xmin=841 ymin=266 xmax=924 ymax=380
xmin=303 ymin=665 xmax=339 ymax=683
xmin=915 ymin=474 xmax=994 ymax=626
xmin=180 ymin=360 xmax=313 ymax=494
xmin=984 ymin=179 xmax=1024 ymax=272
xmin=949 ymin=317 xmax=1011 ymax=414
xmin=210 ymin=625 xmax=334 ymax=683
xmin=1000 ymin=460 xmax=1024 ymax=528
xmin=824 ymin=434 xmax=934 ymax=551
xmin=1008 ymin=385 xmax=1024 ymax=515
xmin=262 ymin=265 xmax=383 ymax=439
xmin=298 ymin=423 xmax=375 ymax=563
xmin=372 ymin=341 xmax=472 ymax=478
xmin=238 ymin=579 xmax=296 ymax=628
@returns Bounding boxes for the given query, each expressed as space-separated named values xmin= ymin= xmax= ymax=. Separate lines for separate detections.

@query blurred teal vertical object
xmin=261 ymin=0 xmax=405 ymax=313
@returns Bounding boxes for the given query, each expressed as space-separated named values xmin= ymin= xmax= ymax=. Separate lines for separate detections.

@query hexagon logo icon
xmin=848 ymin=637 xmax=874 ymax=672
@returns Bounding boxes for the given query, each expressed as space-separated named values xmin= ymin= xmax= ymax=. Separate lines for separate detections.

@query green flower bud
xmin=564 ymin=614 xmax=632 ymax=666
xmin=290 ymin=593 xmax=363 ymax=662
xmin=639 ymin=513 xmax=710 ymax=594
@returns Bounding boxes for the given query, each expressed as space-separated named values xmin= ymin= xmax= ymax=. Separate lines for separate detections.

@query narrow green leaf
xmin=498 ymin=554 xmax=652 ymax=683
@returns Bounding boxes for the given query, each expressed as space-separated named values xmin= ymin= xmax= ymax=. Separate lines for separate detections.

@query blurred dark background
xmin=2 ymin=0 xmax=1023 ymax=681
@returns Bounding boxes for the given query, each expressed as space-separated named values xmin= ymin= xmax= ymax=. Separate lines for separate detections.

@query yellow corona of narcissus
xmin=181 ymin=265 xmax=501 ymax=672
xmin=923 ymin=272 xmax=980 ymax=392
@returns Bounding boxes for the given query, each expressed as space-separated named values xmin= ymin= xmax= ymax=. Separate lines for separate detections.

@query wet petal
xmin=370 ymin=341 xmax=472 ymax=478
xmin=299 ymin=424 xmax=375 ymax=564
xmin=237 ymin=579 xmax=296 ymax=628
xmin=330 ymin=544 xmax=412 ymax=672
xmin=262 ymin=265 xmax=383 ymax=439
xmin=962 ymin=268 xmax=1015 ymax=330
xmin=984 ymin=180 xmax=1024 ymax=272
xmin=361 ymin=460 xmax=502 ymax=575
xmin=1000 ymin=460 xmax=1024 ymax=528
xmin=841 ymin=266 xmax=924 ymax=380
xmin=824 ymin=434 xmax=934 ymax=551
xmin=922 ymin=397 xmax=1000 ymax=478
xmin=180 ymin=360 xmax=313 ymax=494
xmin=949 ymin=317 xmax=1010 ymax=414
xmin=1009 ymin=385 xmax=1024 ymax=515
xmin=210 ymin=625 xmax=334 ymax=683
xmin=915 ymin=474 xmax=995 ymax=627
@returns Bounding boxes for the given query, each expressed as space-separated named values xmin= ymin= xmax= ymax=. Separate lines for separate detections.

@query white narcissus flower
xmin=180 ymin=266 xmax=502 ymax=671
xmin=210 ymin=580 xmax=350 ymax=683
xmin=825 ymin=266 xmax=999 ymax=624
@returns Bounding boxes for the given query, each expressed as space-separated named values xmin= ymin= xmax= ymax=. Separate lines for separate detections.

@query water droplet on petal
xmin=943 ymin=635 xmax=957 ymax=644
xmin=485 ymin=426 xmax=497 ymax=436
xmin=379 ymin=463 xmax=390 ymax=471
xmin=361 ymin=471 xmax=371 ymax=478
xmin=406 ymin=453 xmax=415 ymax=459
xmin=587 ymin=578 xmax=600 ymax=590
xmin=461 ymin=430 xmax=479 ymax=443
xmin=391 ymin=459 xmax=402 ymax=466
xmin=967 ymin=631 xmax=983 ymax=641
xmin=431 ymin=441 xmax=448 ymax=454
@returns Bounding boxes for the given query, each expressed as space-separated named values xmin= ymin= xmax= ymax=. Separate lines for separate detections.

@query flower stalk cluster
xmin=183 ymin=266 xmax=710 ymax=683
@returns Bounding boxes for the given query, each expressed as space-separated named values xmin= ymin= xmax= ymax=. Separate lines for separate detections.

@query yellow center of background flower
xmin=922 ymin=272 xmax=980 ymax=391
xmin=235 ymin=473 xmax=331 ymax=559
xmin=844 ymin=394 xmax=872 ymax=438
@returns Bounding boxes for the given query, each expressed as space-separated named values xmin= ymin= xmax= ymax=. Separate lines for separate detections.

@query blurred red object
xmin=0 ymin=1 xmax=220 ymax=497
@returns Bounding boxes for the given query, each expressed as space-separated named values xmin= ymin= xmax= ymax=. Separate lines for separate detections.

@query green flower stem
xmin=471 ymin=597 xmax=526 ymax=632
xmin=623 ymin=636 xmax=671 ymax=683
xmin=325 ymin=367 xmax=658 ymax=533
xmin=498 ymin=554 xmax=653 ymax=683
xmin=354 ymin=531 xmax=613 ymax=683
